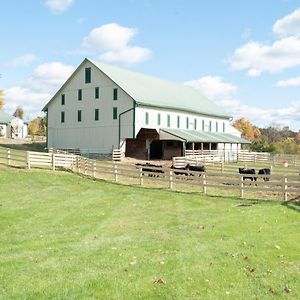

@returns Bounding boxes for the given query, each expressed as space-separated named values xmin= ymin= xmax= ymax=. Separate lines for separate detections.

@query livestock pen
xmin=1 ymin=147 xmax=299 ymax=201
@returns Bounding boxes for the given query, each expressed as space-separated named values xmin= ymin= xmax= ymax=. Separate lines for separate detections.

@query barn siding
xmin=47 ymin=60 xmax=134 ymax=153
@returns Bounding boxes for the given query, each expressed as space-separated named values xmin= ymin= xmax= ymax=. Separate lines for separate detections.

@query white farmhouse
xmin=0 ymin=111 xmax=28 ymax=139
xmin=43 ymin=58 xmax=249 ymax=159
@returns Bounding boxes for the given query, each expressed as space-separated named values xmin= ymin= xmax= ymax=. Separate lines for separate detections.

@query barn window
xmin=113 ymin=107 xmax=118 ymax=119
xmin=85 ymin=67 xmax=91 ymax=83
xmin=216 ymin=121 xmax=218 ymax=132
xmin=95 ymin=109 xmax=99 ymax=121
xmin=77 ymin=110 xmax=82 ymax=122
xmin=78 ymin=89 xmax=82 ymax=101
xmin=113 ymin=88 xmax=118 ymax=100
xmin=177 ymin=115 xmax=180 ymax=128
xmin=95 ymin=87 xmax=99 ymax=99
xmin=223 ymin=122 xmax=225 ymax=133
xmin=61 ymin=111 xmax=65 ymax=123
xmin=186 ymin=117 xmax=189 ymax=129
xmin=209 ymin=121 xmax=212 ymax=132
xmin=145 ymin=112 xmax=149 ymax=125
xmin=61 ymin=94 xmax=65 ymax=105
xmin=167 ymin=115 xmax=170 ymax=127
xmin=157 ymin=113 xmax=161 ymax=126
xmin=194 ymin=118 xmax=197 ymax=130
xmin=202 ymin=120 xmax=205 ymax=131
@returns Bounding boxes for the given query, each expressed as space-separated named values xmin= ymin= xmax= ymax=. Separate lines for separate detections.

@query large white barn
xmin=43 ymin=58 xmax=249 ymax=159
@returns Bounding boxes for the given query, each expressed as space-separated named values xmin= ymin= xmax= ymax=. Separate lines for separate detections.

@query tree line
xmin=233 ymin=118 xmax=300 ymax=155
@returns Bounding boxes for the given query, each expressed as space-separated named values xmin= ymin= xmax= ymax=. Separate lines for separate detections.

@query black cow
xmin=171 ymin=164 xmax=206 ymax=176
xmin=258 ymin=168 xmax=271 ymax=181
xmin=170 ymin=164 xmax=189 ymax=176
xmin=136 ymin=163 xmax=164 ymax=177
xmin=239 ymin=167 xmax=257 ymax=181
xmin=186 ymin=164 xmax=206 ymax=176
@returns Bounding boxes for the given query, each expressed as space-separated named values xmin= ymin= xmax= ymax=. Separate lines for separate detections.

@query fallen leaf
xmin=159 ymin=261 xmax=165 ymax=265
xmin=275 ymin=245 xmax=280 ymax=250
xmin=154 ymin=278 xmax=166 ymax=284
xmin=283 ymin=285 xmax=291 ymax=293
xmin=243 ymin=256 xmax=248 ymax=260
xmin=268 ymin=288 xmax=275 ymax=294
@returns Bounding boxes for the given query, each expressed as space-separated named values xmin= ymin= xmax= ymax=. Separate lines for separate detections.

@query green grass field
xmin=0 ymin=164 xmax=299 ymax=299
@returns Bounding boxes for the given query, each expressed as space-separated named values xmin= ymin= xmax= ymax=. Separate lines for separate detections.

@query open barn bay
xmin=0 ymin=164 xmax=299 ymax=299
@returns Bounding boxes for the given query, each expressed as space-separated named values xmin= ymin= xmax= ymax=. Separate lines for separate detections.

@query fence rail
xmin=1 ymin=147 xmax=299 ymax=201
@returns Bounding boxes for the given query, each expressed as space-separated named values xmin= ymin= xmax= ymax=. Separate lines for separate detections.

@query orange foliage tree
xmin=232 ymin=118 xmax=261 ymax=141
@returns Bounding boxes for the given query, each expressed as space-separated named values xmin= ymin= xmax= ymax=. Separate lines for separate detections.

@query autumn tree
xmin=28 ymin=116 xmax=46 ymax=136
xmin=0 ymin=90 xmax=4 ymax=110
xmin=13 ymin=106 xmax=24 ymax=119
xmin=232 ymin=118 xmax=261 ymax=141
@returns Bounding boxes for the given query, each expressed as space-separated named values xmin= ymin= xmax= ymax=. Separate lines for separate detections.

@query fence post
xmin=139 ymin=167 xmax=143 ymax=185
xmin=169 ymin=169 xmax=173 ymax=189
xmin=77 ymin=156 xmax=81 ymax=173
xmin=240 ymin=175 xmax=244 ymax=198
xmin=93 ymin=161 xmax=96 ymax=178
xmin=114 ymin=162 xmax=118 ymax=182
xmin=84 ymin=158 xmax=87 ymax=175
xmin=52 ymin=152 xmax=55 ymax=171
xmin=202 ymin=173 xmax=207 ymax=194
xmin=283 ymin=176 xmax=288 ymax=202
xmin=7 ymin=150 xmax=11 ymax=166
xmin=26 ymin=151 xmax=30 ymax=169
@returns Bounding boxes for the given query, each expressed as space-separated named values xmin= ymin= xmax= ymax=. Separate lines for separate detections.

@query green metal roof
xmin=160 ymin=128 xmax=251 ymax=144
xmin=0 ymin=111 xmax=13 ymax=124
xmin=91 ymin=60 xmax=231 ymax=119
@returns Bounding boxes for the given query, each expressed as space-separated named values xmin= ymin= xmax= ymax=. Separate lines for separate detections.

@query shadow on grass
xmin=281 ymin=196 xmax=300 ymax=213
xmin=0 ymin=143 xmax=46 ymax=152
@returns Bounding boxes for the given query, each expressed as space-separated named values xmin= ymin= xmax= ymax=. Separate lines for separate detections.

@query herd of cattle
xmin=135 ymin=163 xmax=271 ymax=181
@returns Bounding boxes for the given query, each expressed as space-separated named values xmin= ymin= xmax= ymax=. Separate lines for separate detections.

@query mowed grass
xmin=0 ymin=165 xmax=299 ymax=299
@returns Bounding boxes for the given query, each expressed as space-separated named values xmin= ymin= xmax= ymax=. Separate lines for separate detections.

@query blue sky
xmin=1 ymin=0 xmax=300 ymax=130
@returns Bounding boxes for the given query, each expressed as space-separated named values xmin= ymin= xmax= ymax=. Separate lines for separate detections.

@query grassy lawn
xmin=0 ymin=164 xmax=299 ymax=299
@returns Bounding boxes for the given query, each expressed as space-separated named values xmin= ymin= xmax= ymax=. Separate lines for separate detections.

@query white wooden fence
xmin=112 ymin=149 xmax=124 ymax=161
xmin=1 ymin=147 xmax=299 ymax=201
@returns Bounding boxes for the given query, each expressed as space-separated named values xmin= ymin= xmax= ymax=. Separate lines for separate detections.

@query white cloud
xmin=28 ymin=62 xmax=75 ymax=92
xmin=7 ymin=54 xmax=37 ymax=68
xmin=216 ymin=98 xmax=300 ymax=129
xmin=4 ymin=86 xmax=51 ymax=120
xmin=273 ymin=8 xmax=300 ymax=36
xmin=45 ymin=0 xmax=74 ymax=13
xmin=229 ymin=8 xmax=300 ymax=76
xmin=229 ymin=36 xmax=300 ymax=76
xmin=185 ymin=76 xmax=300 ymax=129
xmin=185 ymin=76 xmax=237 ymax=100
xmin=4 ymin=62 xmax=75 ymax=120
xmin=99 ymin=46 xmax=151 ymax=65
xmin=277 ymin=76 xmax=300 ymax=87
xmin=82 ymin=23 xmax=151 ymax=65
xmin=83 ymin=23 xmax=137 ymax=51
